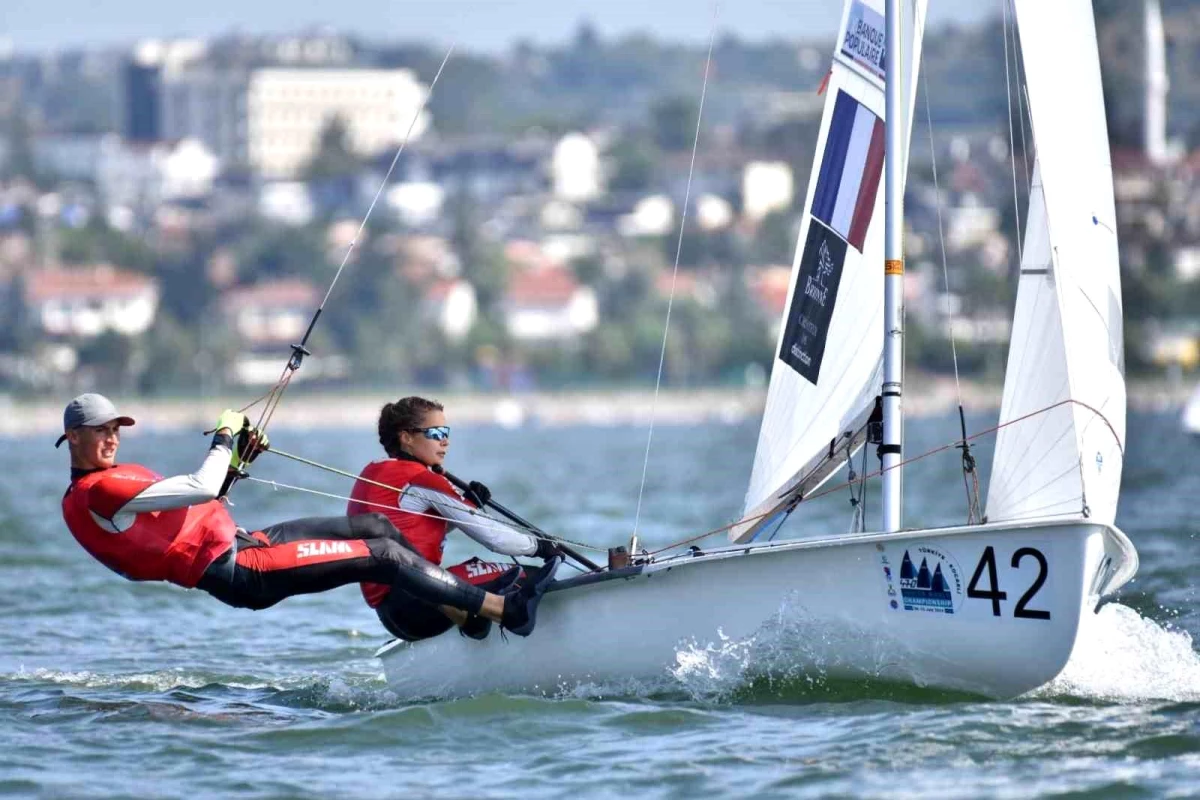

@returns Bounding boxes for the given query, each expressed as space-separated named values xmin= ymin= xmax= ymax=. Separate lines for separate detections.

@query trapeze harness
xmin=347 ymin=456 xmax=540 ymax=639
xmin=61 ymin=434 xmax=488 ymax=614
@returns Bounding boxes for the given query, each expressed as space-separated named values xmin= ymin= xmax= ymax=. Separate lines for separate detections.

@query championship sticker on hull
xmin=896 ymin=545 xmax=964 ymax=615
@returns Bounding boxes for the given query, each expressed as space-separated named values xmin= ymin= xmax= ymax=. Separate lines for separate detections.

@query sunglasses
xmin=408 ymin=426 xmax=451 ymax=441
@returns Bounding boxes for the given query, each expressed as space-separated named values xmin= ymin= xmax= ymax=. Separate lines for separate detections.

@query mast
xmin=881 ymin=0 xmax=905 ymax=531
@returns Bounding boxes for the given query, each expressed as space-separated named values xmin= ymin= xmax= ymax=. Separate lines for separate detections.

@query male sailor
xmin=58 ymin=393 xmax=558 ymax=636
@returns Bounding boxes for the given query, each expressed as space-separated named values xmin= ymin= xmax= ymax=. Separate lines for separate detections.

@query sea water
xmin=2 ymin=410 xmax=1197 ymax=798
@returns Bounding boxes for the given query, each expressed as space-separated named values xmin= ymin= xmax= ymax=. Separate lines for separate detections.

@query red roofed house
xmin=504 ymin=239 xmax=561 ymax=272
xmin=423 ymin=278 xmax=477 ymax=341
xmin=654 ymin=271 xmax=718 ymax=307
xmin=222 ymin=279 xmax=320 ymax=346
xmin=503 ymin=267 xmax=598 ymax=342
xmin=746 ymin=265 xmax=792 ymax=340
xmin=24 ymin=265 xmax=159 ymax=337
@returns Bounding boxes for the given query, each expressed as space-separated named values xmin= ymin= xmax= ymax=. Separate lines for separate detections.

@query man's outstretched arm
xmin=119 ymin=430 xmax=235 ymax=513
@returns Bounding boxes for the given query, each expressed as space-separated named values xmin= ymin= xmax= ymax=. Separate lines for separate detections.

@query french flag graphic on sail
xmin=812 ymin=90 xmax=885 ymax=252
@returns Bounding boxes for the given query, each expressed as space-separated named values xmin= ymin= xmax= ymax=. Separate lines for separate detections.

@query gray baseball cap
xmin=55 ymin=393 xmax=136 ymax=448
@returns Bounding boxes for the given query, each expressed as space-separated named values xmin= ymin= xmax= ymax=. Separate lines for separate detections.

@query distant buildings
xmin=33 ymin=134 xmax=219 ymax=214
xmin=423 ymin=278 xmax=477 ymax=341
xmin=147 ymin=41 xmax=429 ymax=177
xmin=503 ymin=266 xmax=598 ymax=343
xmin=244 ymin=68 xmax=429 ymax=177
xmin=742 ymin=161 xmax=794 ymax=222
xmin=380 ymin=134 xmax=551 ymax=207
xmin=552 ymin=133 xmax=601 ymax=202
xmin=5 ymin=22 xmax=1200 ymax=393
xmin=220 ymin=278 xmax=348 ymax=385
xmin=23 ymin=265 xmax=159 ymax=338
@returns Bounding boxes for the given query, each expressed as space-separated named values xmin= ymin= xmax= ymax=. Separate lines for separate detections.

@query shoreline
xmin=2 ymin=377 xmax=1190 ymax=438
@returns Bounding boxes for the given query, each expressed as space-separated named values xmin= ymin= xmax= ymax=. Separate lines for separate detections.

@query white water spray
xmin=1036 ymin=603 xmax=1200 ymax=703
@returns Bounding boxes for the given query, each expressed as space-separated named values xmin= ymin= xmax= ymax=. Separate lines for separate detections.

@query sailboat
xmin=377 ymin=0 xmax=1136 ymax=700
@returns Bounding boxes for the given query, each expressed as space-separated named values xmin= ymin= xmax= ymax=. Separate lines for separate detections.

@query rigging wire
xmin=630 ymin=0 xmax=720 ymax=545
xmin=915 ymin=0 xmax=981 ymax=523
xmin=918 ymin=31 xmax=962 ymax=403
xmin=246 ymin=461 xmax=607 ymax=554
xmin=1000 ymin=0 xmax=1025 ymax=260
xmin=847 ymin=436 xmax=869 ymax=533
xmin=647 ymin=396 xmax=1121 ymax=556
xmin=231 ymin=45 xmax=458 ymax=476
xmin=235 ymin=397 xmax=1116 ymax=562
xmin=1006 ymin=0 xmax=1034 ymax=192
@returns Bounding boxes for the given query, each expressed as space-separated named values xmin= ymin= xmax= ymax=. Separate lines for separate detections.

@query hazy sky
xmin=3 ymin=1 xmax=996 ymax=54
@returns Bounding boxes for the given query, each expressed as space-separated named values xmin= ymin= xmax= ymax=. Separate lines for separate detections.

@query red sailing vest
xmin=348 ymin=458 xmax=471 ymax=607
xmin=62 ymin=464 xmax=237 ymax=588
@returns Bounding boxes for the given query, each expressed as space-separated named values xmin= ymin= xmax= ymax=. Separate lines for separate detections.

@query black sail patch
xmin=779 ymin=218 xmax=848 ymax=385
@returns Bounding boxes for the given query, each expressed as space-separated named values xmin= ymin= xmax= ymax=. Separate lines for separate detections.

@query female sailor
xmin=348 ymin=396 xmax=562 ymax=641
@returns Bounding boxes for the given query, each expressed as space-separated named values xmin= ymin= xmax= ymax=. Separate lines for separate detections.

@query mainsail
xmin=736 ymin=0 xmax=927 ymax=541
xmin=987 ymin=0 xmax=1125 ymax=525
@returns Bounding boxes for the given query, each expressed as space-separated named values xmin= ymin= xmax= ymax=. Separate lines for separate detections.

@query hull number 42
xmin=966 ymin=546 xmax=1051 ymax=620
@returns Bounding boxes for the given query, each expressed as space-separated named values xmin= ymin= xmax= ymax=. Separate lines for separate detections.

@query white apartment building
xmin=248 ymin=69 xmax=429 ymax=177
xmin=162 ymin=67 xmax=429 ymax=177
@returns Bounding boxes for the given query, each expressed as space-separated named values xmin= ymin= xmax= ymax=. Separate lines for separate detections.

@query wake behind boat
xmin=378 ymin=0 xmax=1137 ymax=700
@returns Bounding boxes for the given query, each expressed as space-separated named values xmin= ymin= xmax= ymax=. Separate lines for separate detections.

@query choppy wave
xmin=1036 ymin=603 xmax=1200 ymax=703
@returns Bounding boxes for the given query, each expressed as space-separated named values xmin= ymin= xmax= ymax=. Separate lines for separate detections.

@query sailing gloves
xmin=235 ymin=425 xmax=269 ymax=467
xmin=534 ymin=537 xmax=564 ymax=561
xmin=463 ymin=480 xmax=492 ymax=508
xmin=214 ymin=409 xmax=248 ymax=436
xmin=213 ymin=409 xmax=269 ymax=469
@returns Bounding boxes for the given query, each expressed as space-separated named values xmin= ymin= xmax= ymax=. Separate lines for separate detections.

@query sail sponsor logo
xmin=803 ymin=240 xmax=837 ymax=306
xmin=296 ymin=541 xmax=354 ymax=559
xmin=779 ymin=219 xmax=847 ymax=385
xmin=840 ymin=0 xmax=886 ymax=82
xmin=897 ymin=546 xmax=964 ymax=614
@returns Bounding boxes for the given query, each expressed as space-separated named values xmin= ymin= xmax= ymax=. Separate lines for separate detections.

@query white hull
xmin=377 ymin=519 xmax=1137 ymax=700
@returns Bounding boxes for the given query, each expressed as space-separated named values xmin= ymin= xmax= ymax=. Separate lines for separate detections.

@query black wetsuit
xmin=378 ymin=561 xmax=523 ymax=641
xmin=196 ymin=512 xmax=487 ymax=614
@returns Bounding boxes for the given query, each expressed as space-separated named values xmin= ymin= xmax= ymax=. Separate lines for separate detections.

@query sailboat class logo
xmin=897 ymin=546 xmax=963 ymax=614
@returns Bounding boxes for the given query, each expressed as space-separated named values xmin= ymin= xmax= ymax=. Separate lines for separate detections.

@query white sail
xmin=987 ymin=0 xmax=1125 ymax=526
xmin=737 ymin=0 xmax=927 ymax=541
